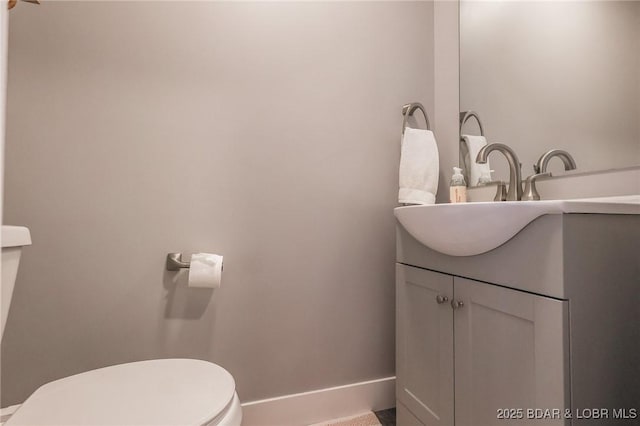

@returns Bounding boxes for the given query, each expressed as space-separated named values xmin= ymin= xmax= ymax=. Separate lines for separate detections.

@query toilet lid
xmin=6 ymin=359 xmax=236 ymax=426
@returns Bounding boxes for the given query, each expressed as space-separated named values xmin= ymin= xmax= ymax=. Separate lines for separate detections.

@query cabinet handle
xmin=436 ymin=295 xmax=449 ymax=304
xmin=451 ymin=300 xmax=464 ymax=310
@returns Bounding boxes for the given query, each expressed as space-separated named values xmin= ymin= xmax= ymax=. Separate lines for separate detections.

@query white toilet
xmin=1 ymin=226 xmax=242 ymax=426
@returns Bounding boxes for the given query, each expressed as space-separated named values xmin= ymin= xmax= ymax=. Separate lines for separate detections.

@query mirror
xmin=459 ymin=0 xmax=640 ymax=187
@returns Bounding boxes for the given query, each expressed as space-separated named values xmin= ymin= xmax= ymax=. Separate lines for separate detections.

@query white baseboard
xmin=240 ymin=376 xmax=396 ymax=426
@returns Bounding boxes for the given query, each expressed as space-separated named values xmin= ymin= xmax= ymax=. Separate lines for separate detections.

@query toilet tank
xmin=1 ymin=226 xmax=32 ymax=340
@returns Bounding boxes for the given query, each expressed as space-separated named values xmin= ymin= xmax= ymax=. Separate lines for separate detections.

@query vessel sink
xmin=395 ymin=195 xmax=640 ymax=256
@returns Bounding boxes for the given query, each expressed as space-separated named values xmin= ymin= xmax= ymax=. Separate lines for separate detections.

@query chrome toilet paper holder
xmin=166 ymin=253 xmax=191 ymax=271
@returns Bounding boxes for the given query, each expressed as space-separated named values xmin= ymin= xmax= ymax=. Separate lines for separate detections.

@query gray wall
xmin=460 ymin=1 xmax=640 ymax=180
xmin=0 ymin=1 xmax=6 ymax=246
xmin=1 ymin=1 xmax=435 ymax=405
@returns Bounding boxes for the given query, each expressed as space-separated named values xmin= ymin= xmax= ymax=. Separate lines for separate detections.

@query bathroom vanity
xmin=395 ymin=199 xmax=639 ymax=426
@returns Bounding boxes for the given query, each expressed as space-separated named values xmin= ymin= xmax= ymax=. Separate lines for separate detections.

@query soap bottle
xmin=449 ymin=167 xmax=467 ymax=203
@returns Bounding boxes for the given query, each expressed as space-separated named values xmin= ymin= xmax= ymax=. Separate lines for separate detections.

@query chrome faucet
xmin=476 ymin=143 xmax=522 ymax=201
xmin=522 ymin=149 xmax=577 ymax=201
xmin=534 ymin=149 xmax=577 ymax=174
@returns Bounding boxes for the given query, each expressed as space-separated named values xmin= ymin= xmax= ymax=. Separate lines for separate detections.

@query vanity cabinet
xmin=396 ymin=213 xmax=639 ymax=426
xmin=396 ymin=266 xmax=454 ymax=425
xmin=397 ymin=265 xmax=569 ymax=426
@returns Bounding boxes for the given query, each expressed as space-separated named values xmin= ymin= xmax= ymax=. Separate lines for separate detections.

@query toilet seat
xmin=6 ymin=359 xmax=238 ymax=426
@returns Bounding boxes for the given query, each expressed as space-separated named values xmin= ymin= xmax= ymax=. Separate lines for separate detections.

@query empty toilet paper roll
xmin=188 ymin=253 xmax=223 ymax=288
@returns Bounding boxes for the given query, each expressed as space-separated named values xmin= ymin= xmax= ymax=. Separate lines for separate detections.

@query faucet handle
xmin=494 ymin=181 xmax=507 ymax=202
xmin=522 ymin=172 xmax=552 ymax=201
xmin=480 ymin=180 xmax=507 ymax=201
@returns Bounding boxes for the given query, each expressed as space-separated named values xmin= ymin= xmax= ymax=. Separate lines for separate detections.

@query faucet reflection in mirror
xmin=534 ymin=149 xmax=577 ymax=175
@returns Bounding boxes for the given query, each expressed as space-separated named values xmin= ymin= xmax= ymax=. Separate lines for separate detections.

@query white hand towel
xmin=399 ymin=127 xmax=439 ymax=205
xmin=462 ymin=134 xmax=492 ymax=186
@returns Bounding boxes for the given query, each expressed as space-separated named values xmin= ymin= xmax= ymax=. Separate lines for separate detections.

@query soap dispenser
xmin=450 ymin=167 xmax=467 ymax=203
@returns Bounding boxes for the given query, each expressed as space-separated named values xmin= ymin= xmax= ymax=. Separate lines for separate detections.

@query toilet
xmin=1 ymin=226 xmax=242 ymax=426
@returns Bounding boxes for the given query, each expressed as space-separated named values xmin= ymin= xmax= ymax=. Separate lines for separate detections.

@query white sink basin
xmin=395 ymin=195 xmax=640 ymax=256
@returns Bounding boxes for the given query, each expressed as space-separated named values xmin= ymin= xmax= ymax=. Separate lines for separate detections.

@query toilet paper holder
xmin=166 ymin=253 xmax=191 ymax=271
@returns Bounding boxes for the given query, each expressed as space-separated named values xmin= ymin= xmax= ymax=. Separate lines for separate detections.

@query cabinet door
xmin=454 ymin=277 xmax=570 ymax=426
xmin=396 ymin=264 xmax=454 ymax=426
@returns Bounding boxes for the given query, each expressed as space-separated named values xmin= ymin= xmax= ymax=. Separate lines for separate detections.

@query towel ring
xmin=402 ymin=102 xmax=431 ymax=136
xmin=459 ymin=111 xmax=484 ymax=136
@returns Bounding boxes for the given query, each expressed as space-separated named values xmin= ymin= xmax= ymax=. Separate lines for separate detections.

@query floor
xmin=311 ymin=408 xmax=396 ymax=426
xmin=374 ymin=408 xmax=396 ymax=426
xmin=2 ymin=403 xmax=397 ymax=426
